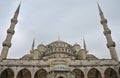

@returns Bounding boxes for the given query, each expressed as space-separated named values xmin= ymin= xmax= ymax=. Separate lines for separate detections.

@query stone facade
xmin=0 ymin=2 xmax=120 ymax=78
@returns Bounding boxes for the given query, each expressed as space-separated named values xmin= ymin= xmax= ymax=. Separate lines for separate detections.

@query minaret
xmin=97 ymin=2 xmax=118 ymax=61
xmin=0 ymin=2 xmax=21 ymax=60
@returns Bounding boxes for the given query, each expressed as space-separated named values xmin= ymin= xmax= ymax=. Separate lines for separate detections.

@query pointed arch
xmin=34 ymin=69 xmax=47 ymax=78
xmin=72 ymin=69 xmax=84 ymax=78
xmin=104 ymin=68 xmax=118 ymax=78
xmin=58 ymin=76 xmax=64 ymax=78
xmin=87 ymin=68 xmax=102 ymax=78
xmin=17 ymin=69 xmax=31 ymax=78
xmin=0 ymin=68 xmax=14 ymax=78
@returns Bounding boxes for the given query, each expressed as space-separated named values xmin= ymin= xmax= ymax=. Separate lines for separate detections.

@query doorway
xmin=58 ymin=76 xmax=64 ymax=78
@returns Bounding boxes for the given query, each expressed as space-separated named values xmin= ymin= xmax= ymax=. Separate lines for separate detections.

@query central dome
xmin=48 ymin=40 xmax=72 ymax=48
xmin=43 ymin=40 xmax=74 ymax=56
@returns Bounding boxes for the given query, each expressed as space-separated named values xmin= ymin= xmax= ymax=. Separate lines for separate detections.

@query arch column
xmin=116 ymin=70 xmax=120 ymax=78
xmin=14 ymin=72 xmax=17 ymax=78
xmin=101 ymin=69 xmax=105 ymax=78
xmin=101 ymin=74 xmax=105 ymax=78
xmin=84 ymin=73 xmax=87 ymax=78
xmin=31 ymin=71 xmax=35 ymax=78
xmin=83 ymin=68 xmax=87 ymax=78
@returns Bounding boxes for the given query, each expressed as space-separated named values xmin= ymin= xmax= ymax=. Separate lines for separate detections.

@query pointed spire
xmin=97 ymin=1 xmax=103 ymax=16
xmin=83 ymin=37 xmax=86 ymax=51
xmin=13 ymin=1 xmax=21 ymax=19
xmin=97 ymin=1 xmax=106 ymax=20
xmin=16 ymin=1 xmax=21 ymax=13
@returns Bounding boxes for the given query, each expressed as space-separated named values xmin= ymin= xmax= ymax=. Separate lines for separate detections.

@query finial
xmin=58 ymin=36 xmax=60 ymax=41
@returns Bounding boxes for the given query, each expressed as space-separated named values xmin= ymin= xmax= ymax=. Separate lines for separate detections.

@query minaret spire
xmin=30 ymin=38 xmax=35 ymax=53
xmin=97 ymin=2 xmax=103 ymax=17
xmin=0 ymin=2 xmax=21 ymax=60
xmin=83 ymin=37 xmax=86 ymax=51
xmin=32 ymin=38 xmax=35 ymax=51
xmin=97 ymin=2 xmax=118 ymax=61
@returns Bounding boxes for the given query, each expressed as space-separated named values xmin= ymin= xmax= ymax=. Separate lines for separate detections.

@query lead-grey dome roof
xmin=21 ymin=54 xmax=33 ymax=59
xmin=86 ymin=54 xmax=98 ymax=60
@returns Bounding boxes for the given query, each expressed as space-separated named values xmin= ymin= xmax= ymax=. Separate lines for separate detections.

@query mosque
xmin=0 ymin=1 xmax=120 ymax=78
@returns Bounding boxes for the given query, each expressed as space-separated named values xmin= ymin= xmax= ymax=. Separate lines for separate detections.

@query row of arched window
xmin=46 ymin=48 xmax=73 ymax=54
xmin=0 ymin=67 xmax=119 ymax=78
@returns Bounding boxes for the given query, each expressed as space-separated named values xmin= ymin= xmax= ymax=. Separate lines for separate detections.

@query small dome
xmin=73 ymin=43 xmax=81 ymax=52
xmin=53 ymin=64 xmax=70 ymax=71
xmin=38 ymin=43 xmax=44 ymax=47
xmin=86 ymin=54 xmax=98 ymax=60
xmin=21 ymin=54 xmax=33 ymax=59
xmin=73 ymin=43 xmax=80 ymax=46
xmin=37 ymin=44 xmax=46 ymax=52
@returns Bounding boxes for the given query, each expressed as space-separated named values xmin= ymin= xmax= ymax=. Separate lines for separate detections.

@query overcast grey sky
xmin=0 ymin=0 xmax=120 ymax=60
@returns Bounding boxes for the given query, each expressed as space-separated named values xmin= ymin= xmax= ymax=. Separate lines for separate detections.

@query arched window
xmin=0 ymin=68 xmax=14 ymax=78
xmin=104 ymin=68 xmax=118 ymax=78
xmin=88 ymin=68 xmax=102 ymax=78
xmin=73 ymin=69 xmax=84 ymax=78
xmin=17 ymin=69 xmax=31 ymax=78
xmin=34 ymin=69 xmax=47 ymax=78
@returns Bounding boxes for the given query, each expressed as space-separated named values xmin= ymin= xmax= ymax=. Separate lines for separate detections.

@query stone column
xmin=101 ymin=74 xmax=105 ymax=78
xmin=14 ymin=72 xmax=17 ymax=78
xmin=84 ymin=74 xmax=87 ymax=78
